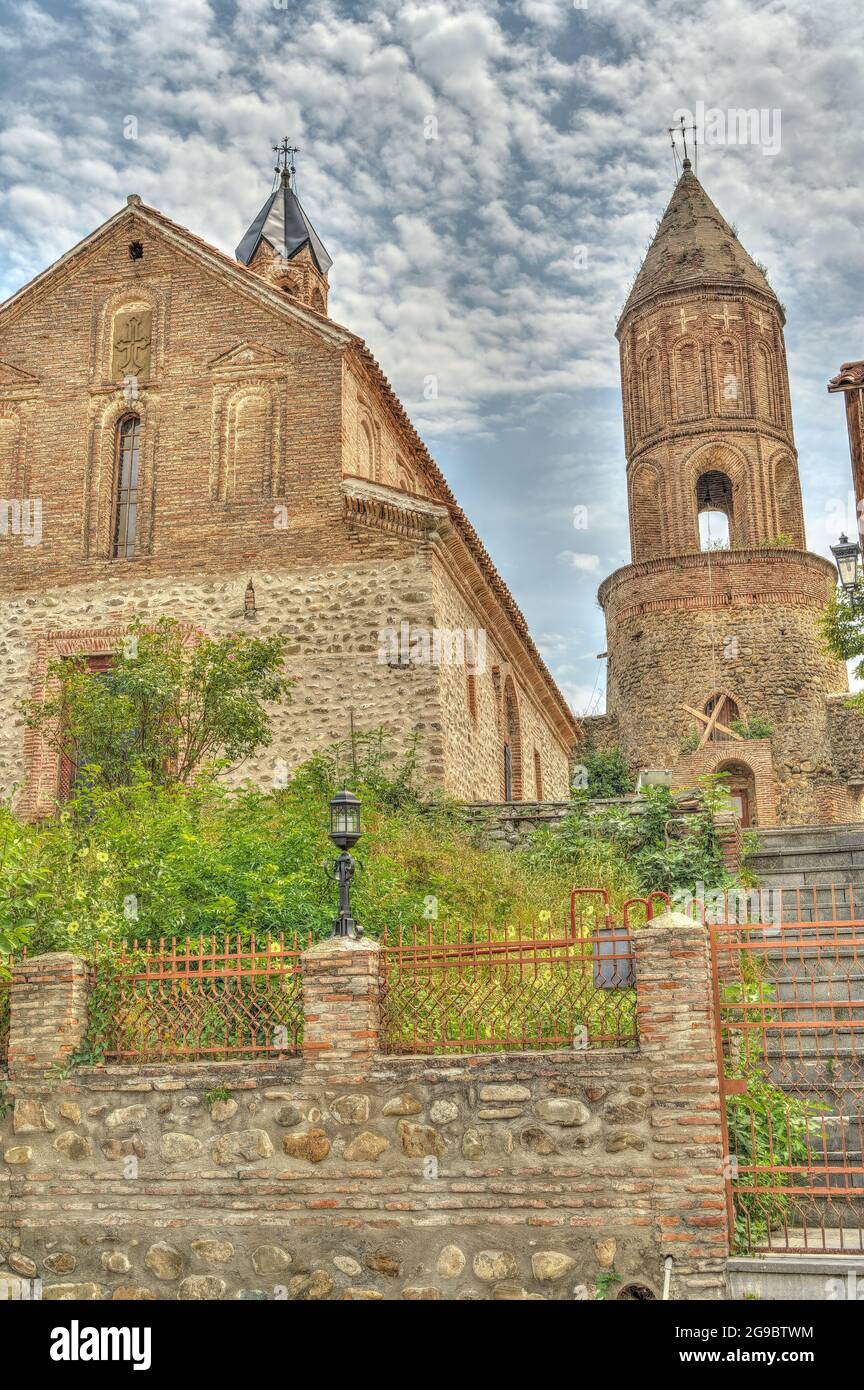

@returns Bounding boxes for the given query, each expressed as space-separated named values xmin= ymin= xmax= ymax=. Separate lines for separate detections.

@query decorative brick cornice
xmin=598 ymin=546 xmax=837 ymax=609
xmin=342 ymin=478 xmax=452 ymax=542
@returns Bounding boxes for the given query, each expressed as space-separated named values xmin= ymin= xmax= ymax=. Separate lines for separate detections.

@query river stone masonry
xmin=0 ymin=918 xmax=729 ymax=1301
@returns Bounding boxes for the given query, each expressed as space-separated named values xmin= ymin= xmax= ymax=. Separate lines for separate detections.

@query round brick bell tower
xmin=599 ymin=159 xmax=850 ymax=826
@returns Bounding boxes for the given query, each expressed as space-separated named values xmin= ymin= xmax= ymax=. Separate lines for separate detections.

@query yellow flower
xmin=538 ymin=910 xmax=552 ymax=923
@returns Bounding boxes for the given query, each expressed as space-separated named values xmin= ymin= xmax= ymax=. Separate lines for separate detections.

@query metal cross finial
xmin=273 ymin=137 xmax=299 ymax=185
xmin=667 ymin=116 xmax=698 ymax=175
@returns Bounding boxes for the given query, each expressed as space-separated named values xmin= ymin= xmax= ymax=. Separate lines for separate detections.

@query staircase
xmin=747 ymin=823 xmax=864 ymax=921
xmin=744 ymin=824 xmax=864 ymax=1230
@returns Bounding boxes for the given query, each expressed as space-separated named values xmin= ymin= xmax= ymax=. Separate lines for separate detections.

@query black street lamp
xmin=328 ymin=790 xmax=362 ymax=938
xmin=831 ymin=533 xmax=863 ymax=611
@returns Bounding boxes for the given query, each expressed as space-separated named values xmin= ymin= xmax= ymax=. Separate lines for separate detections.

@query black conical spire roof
xmin=236 ymin=173 xmax=332 ymax=273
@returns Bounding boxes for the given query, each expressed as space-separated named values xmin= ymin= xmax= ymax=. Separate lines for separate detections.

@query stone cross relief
xmin=673 ymin=307 xmax=699 ymax=335
xmin=112 ymin=310 xmax=152 ymax=380
xmin=711 ymin=303 xmax=741 ymax=331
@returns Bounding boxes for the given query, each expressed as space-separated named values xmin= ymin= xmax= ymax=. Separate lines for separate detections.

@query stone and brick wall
xmin=0 ymin=198 xmax=577 ymax=813
xmin=0 ymin=918 xmax=729 ymax=1302
xmin=599 ymin=549 xmax=859 ymax=825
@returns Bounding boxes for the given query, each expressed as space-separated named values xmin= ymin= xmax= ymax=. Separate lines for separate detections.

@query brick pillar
xmin=7 ymin=953 xmax=91 ymax=1086
xmin=635 ymin=910 xmax=729 ymax=1300
xmin=301 ymin=936 xmax=381 ymax=1071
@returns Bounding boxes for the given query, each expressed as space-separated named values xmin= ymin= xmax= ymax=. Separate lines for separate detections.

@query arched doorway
xmin=501 ymin=678 xmax=523 ymax=802
xmin=717 ymin=759 xmax=756 ymax=827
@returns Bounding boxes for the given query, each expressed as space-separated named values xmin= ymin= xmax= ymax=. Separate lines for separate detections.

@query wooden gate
xmin=710 ymin=886 xmax=864 ymax=1253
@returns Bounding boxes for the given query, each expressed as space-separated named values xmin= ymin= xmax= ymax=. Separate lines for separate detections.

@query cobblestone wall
xmin=0 ymin=919 xmax=729 ymax=1302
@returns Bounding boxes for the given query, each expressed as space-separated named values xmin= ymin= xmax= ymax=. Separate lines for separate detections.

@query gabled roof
xmin=0 ymin=194 xmax=578 ymax=742
xmin=235 ymin=176 xmax=332 ymax=273
xmin=619 ymin=164 xmax=776 ymax=326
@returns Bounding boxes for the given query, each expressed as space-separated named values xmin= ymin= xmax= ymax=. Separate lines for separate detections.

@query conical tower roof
xmin=619 ymin=162 xmax=775 ymax=325
xmin=236 ymin=173 xmax=332 ymax=274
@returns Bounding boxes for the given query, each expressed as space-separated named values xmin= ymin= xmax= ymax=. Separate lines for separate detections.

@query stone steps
xmin=748 ymin=826 xmax=864 ymax=916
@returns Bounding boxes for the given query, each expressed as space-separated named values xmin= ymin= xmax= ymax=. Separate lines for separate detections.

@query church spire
xmin=236 ymin=141 xmax=332 ymax=314
xmin=619 ymin=166 xmax=776 ymax=327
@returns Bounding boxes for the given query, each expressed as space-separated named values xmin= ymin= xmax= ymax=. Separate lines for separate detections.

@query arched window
xmin=533 ymin=748 xmax=544 ymax=800
xmin=754 ymin=343 xmax=777 ymax=423
xmin=716 ymin=338 xmax=743 ymax=414
xmin=631 ymin=466 xmax=665 ymax=560
xmin=466 ymin=671 xmax=477 ymax=722
xmin=502 ymin=678 xmax=523 ymax=802
xmin=704 ymin=692 xmax=741 ymax=742
xmin=772 ymin=455 xmax=804 ymax=547
xmin=716 ymin=759 xmax=756 ymax=827
xmin=112 ymin=416 xmax=140 ymax=559
xmin=696 ymin=470 xmax=733 ymax=550
xmin=640 ymin=351 xmax=663 ymax=431
xmin=358 ymin=419 xmax=375 ymax=480
xmin=674 ymin=342 xmax=702 ymax=418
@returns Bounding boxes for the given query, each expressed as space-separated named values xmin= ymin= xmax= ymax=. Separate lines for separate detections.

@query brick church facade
xmin=584 ymin=159 xmax=864 ymax=826
xmin=0 ymin=169 xmax=579 ymax=816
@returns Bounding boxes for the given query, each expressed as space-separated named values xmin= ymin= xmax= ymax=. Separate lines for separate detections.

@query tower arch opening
xmin=696 ymin=470 xmax=734 ymax=549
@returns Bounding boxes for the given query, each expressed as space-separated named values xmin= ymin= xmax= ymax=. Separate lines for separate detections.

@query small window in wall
xmin=466 ymin=671 xmax=477 ymax=722
xmin=533 ymin=748 xmax=543 ymax=800
xmin=112 ymin=416 xmax=140 ymax=558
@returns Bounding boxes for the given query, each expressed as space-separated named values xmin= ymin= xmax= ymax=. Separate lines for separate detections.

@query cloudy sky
xmin=1 ymin=0 xmax=862 ymax=713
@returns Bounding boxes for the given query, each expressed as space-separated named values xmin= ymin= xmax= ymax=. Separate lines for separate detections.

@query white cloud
xmin=557 ymin=550 xmax=601 ymax=572
xmin=0 ymin=0 xmax=861 ymax=716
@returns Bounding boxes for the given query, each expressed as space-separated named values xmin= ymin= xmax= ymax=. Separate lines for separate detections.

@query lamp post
xmin=328 ymin=790 xmax=362 ymax=938
xmin=830 ymin=533 xmax=863 ymax=612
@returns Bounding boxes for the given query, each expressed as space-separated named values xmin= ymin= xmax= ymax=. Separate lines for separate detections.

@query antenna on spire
xmin=667 ymin=115 xmax=698 ymax=178
xmin=273 ymin=137 xmax=299 ymax=189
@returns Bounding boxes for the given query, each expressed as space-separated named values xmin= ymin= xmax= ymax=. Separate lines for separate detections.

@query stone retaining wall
xmin=0 ymin=916 xmax=729 ymax=1302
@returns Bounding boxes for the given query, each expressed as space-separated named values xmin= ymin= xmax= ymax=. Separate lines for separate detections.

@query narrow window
xmin=112 ymin=416 xmax=140 ymax=558
xmin=466 ymin=671 xmax=477 ymax=721
xmin=533 ymin=748 xmax=543 ymax=799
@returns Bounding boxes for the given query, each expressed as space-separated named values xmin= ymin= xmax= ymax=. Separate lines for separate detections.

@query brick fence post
xmin=635 ymin=909 xmax=730 ymax=1300
xmin=301 ymin=936 xmax=381 ymax=1072
xmin=7 ymin=953 xmax=91 ymax=1087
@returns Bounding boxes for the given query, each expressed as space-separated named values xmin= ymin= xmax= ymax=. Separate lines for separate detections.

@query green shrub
xmin=574 ymin=744 xmax=635 ymax=798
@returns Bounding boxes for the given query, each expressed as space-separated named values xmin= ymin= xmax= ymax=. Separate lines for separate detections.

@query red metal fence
xmin=0 ymin=972 xmax=9 ymax=1067
xmin=92 ymin=934 xmax=309 ymax=1061
xmin=710 ymin=892 xmax=864 ymax=1254
xmin=378 ymin=890 xmax=665 ymax=1055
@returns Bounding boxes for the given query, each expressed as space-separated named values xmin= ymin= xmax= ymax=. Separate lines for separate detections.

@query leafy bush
xmin=21 ymin=616 xmax=294 ymax=791
xmin=821 ymin=583 xmax=864 ymax=713
xmin=730 ymin=715 xmax=774 ymax=740
xmin=575 ymin=743 xmax=635 ymax=798
xmin=522 ymin=777 xmax=732 ymax=898
xmin=0 ymin=732 xmax=643 ymax=957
